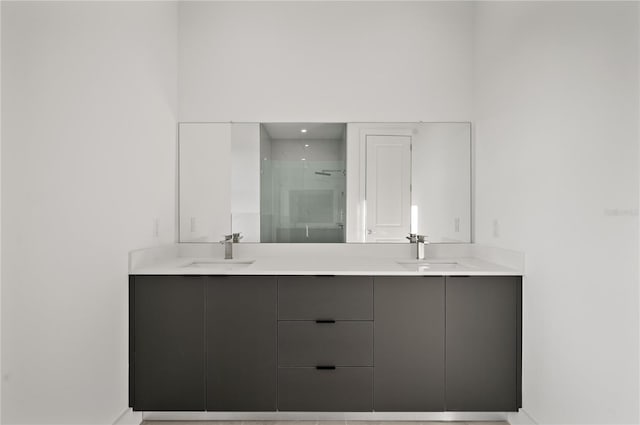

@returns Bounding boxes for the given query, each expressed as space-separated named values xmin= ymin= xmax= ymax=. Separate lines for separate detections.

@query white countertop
xmin=130 ymin=248 xmax=523 ymax=277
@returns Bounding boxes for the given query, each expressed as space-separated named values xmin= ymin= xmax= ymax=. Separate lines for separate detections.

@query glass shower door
xmin=261 ymin=159 xmax=345 ymax=243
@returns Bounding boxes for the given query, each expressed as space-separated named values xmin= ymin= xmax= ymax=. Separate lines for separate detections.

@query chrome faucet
xmin=407 ymin=233 xmax=429 ymax=260
xmin=220 ymin=233 xmax=242 ymax=259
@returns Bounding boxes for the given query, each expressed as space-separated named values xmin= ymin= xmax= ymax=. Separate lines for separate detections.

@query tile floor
xmin=143 ymin=421 xmax=507 ymax=425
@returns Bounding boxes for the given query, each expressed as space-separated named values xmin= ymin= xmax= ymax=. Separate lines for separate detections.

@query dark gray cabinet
xmin=130 ymin=273 xmax=521 ymax=413
xmin=445 ymin=276 xmax=522 ymax=411
xmin=277 ymin=276 xmax=374 ymax=411
xmin=206 ymin=276 xmax=277 ymax=411
xmin=374 ymin=277 xmax=445 ymax=411
xmin=130 ymin=275 xmax=277 ymax=412
xmin=130 ymin=275 xmax=205 ymax=411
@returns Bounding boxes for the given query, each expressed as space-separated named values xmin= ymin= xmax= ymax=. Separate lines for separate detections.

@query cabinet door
xmin=206 ymin=276 xmax=277 ymax=411
xmin=131 ymin=275 xmax=205 ymax=411
xmin=446 ymin=276 xmax=522 ymax=411
xmin=374 ymin=277 xmax=445 ymax=411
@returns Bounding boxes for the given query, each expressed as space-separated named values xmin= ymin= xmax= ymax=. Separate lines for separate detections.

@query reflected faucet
xmin=220 ymin=234 xmax=233 ymax=259
xmin=406 ymin=233 xmax=429 ymax=260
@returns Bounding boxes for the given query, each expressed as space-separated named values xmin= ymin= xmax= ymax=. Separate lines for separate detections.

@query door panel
xmin=132 ymin=276 xmax=205 ymax=411
xmin=365 ymin=135 xmax=411 ymax=242
xmin=445 ymin=276 xmax=521 ymax=411
xmin=206 ymin=276 xmax=277 ymax=411
xmin=374 ymin=277 xmax=445 ymax=411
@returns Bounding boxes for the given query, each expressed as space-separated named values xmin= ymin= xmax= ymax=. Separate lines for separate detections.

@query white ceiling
xmin=262 ymin=123 xmax=346 ymax=140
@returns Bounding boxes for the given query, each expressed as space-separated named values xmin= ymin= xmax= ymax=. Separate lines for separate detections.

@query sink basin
xmin=182 ymin=259 xmax=255 ymax=271
xmin=396 ymin=260 xmax=461 ymax=271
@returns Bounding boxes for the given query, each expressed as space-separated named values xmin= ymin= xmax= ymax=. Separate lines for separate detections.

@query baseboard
xmin=142 ymin=411 xmax=508 ymax=421
xmin=113 ymin=408 xmax=142 ymax=425
xmin=508 ymin=408 xmax=538 ymax=425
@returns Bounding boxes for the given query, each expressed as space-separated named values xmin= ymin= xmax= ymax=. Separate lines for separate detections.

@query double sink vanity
xmin=130 ymin=121 xmax=523 ymax=420
xmin=128 ymin=243 xmax=523 ymax=418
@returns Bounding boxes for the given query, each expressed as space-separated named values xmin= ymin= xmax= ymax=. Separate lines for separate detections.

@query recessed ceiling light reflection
xmin=301 ymin=129 xmax=307 ymax=133
xmin=301 ymin=158 xmax=306 ymax=161
xmin=304 ymin=144 xmax=310 ymax=148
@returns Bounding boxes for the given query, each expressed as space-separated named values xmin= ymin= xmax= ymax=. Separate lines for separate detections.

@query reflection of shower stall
xmin=260 ymin=123 xmax=346 ymax=243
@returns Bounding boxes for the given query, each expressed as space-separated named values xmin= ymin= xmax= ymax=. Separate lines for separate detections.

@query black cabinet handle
xmin=316 ymin=365 xmax=336 ymax=370
xmin=315 ymin=319 xmax=336 ymax=324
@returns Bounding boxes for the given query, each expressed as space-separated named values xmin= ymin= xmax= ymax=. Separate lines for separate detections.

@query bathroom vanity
xmin=128 ymin=244 xmax=523 ymax=416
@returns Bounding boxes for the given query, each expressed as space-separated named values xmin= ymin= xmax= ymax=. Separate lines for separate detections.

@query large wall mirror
xmin=179 ymin=122 xmax=471 ymax=244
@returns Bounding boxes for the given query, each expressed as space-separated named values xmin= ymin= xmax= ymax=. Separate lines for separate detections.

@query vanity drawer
xmin=278 ymin=321 xmax=373 ymax=367
xmin=278 ymin=367 xmax=373 ymax=411
xmin=278 ymin=276 xmax=373 ymax=320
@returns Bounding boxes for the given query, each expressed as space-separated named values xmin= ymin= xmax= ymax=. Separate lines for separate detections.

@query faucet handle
xmin=406 ymin=233 xmax=417 ymax=243
xmin=219 ymin=234 xmax=233 ymax=244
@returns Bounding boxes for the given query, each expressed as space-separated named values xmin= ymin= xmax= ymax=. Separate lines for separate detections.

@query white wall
xmin=474 ymin=2 xmax=639 ymax=424
xmin=231 ymin=123 xmax=261 ymax=242
xmin=414 ymin=123 xmax=471 ymax=243
xmin=2 ymin=3 xmax=637 ymax=425
xmin=1 ymin=2 xmax=177 ymax=424
xmin=179 ymin=123 xmax=232 ymax=242
xmin=178 ymin=1 xmax=473 ymax=122
xmin=179 ymin=122 xmax=262 ymax=243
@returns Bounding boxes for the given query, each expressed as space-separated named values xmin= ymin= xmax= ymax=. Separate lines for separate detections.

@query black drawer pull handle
xmin=315 ymin=319 xmax=336 ymax=324
xmin=316 ymin=365 xmax=336 ymax=370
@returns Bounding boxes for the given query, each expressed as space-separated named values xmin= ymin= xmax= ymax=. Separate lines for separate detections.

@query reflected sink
xmin=182 ymin=259 xmax=255 ymax=271
xmin=396 ymin=260 xmax=461 ymax=271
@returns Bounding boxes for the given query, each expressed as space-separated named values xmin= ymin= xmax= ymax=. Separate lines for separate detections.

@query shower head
xmin=322 ymin=169 xmax=346 ymax=176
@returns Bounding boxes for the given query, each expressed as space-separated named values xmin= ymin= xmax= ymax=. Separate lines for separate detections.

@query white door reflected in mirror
xmin=364 ymin=134 xmax=411 ymax=243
